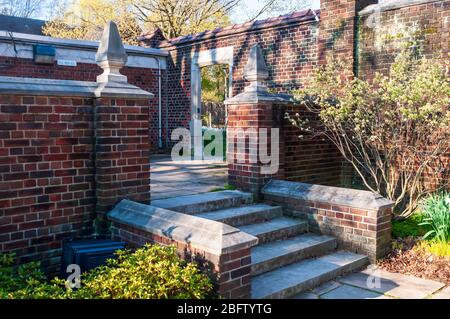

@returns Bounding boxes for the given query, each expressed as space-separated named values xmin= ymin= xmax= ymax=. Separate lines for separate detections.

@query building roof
xmin=0 ymin=14 xmax=46 ymax=35
xmin=158 ymin=9 xmax=319 ymax=48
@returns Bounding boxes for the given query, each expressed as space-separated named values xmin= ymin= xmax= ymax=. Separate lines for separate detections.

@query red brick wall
xmin=358 ymin=0 xmax=450 ymax=80
xmin=0 ymin=95 xmax=95 ymax=273
xmin=153 ymin=17 xmax=320 ymax=151
xmin=0 ymin=56 xmax=165 ymax=151
xmin=282 ymin=104 xmax=343 ymax=186
xmin=94 ymin=98 xmax=151 ymax=223
xmin=0 ymin=94 xmax=152 ymax=273
xmin=227 ymin=102 xmax=285 ymax=195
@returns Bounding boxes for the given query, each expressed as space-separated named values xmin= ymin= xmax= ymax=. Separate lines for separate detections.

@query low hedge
xmin=1 ymin=244 xmax=213 ymax=299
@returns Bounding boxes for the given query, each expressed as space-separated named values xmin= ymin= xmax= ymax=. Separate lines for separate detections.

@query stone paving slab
xmin=290 ymin=292 xmax=319 ymax=299
xmin=150 ymin=155 xmax=228 ymax=200
xmin=432 ymin=286 xmax=450 ymax=299
xmin=321 ymin=284 xmax=393 ymax=299
xmin=311 ymin=281 xmax=342 ymax=296
xmin=338 ymin=267 xmax=446 ymax=299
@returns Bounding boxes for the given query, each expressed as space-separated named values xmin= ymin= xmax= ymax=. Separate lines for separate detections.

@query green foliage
xmin=0 ymin=252 xmax=60 ymax=299
xmin=289 ymin=46 xmax=450 ymax=217
xmin=43 ymin=0 xmax=143 ymax=45
xmin=210 ymin=183 xmax=236 ymax=192
xmin=419 ymin=192 xmax=450 ymax=243
xmin=201 ymin=65 xmax=229 ymax=103
xmin=416 ymin=240 xmax=450 ymax=258
xmin=2 ymin=244 xmax=213 ymax=299
xmin=392 ymin=214 xmax=426 ymax=238
xmin=203 ymin=127 xmax=226 ymax=159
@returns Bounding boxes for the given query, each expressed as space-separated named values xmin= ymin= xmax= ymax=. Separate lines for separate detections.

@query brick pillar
xmin=227 ymin=102 xmax=285 ymax=197
xmin=94 ymin=98 xmax=152 ymax=221
xmin=93 ymin=21 xmax=154 ymax=229
xmin=225 ymin=44 xmax=290 ymax=198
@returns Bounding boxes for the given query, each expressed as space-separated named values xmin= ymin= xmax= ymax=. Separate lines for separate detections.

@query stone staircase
xmin=152 ymin=190 xmax=369 ymax=299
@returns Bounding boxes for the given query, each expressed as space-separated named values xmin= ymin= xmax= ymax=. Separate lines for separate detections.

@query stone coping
xmin=262 ymin=180 xmax=394 ymax=210
xmin=0 ymin=76 xmax=153 ymax=99
xmin=0 ymin=31 xmax=168 ymax=57
xmin=359 ymin=0 xmax=441 ymax=15
xmin=108 ymin=199 xmax=258 ymax=255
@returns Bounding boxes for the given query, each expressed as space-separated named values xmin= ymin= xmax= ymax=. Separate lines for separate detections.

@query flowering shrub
xmin=288 ymin=47 xmax=450 ymax=216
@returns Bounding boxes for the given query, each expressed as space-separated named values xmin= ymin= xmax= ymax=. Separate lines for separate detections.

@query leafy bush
xmin=392 ymin=214 xmax=426 ymax=238
xmin=2 ymin=244 xmax=213 ymax=299
xmin=419 ymin=192 xmax=450 ymax=243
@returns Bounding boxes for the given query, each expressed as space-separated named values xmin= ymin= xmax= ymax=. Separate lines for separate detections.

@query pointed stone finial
xmin=243 ymin=44 xmax=269 ymax=83
xmin=224 ymin=43 xmax=292 ymax=105
xmin=241 ymin=44 xmax=270 ymax=95
xmin=96 ymin=21 xmax=128 ymax=83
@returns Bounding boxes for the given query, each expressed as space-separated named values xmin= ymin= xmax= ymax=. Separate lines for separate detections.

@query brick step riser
xmin=255 ymin=223 xmax=308 ymax=245
xmin=216 ymin=208 xmax=283 ymax=227
xmin=258 ymin=258 xmax=368 ymax=299
xmin=251 ymin=239 xmax=337 ymax=276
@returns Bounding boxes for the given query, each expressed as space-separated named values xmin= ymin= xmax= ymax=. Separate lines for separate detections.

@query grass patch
xmin=392 ymin=213 xmax=426 ymax=238
xmin=416 ymin=240 xmax=450 ymax=258
xmin=209 ymin=183 xmax=236 ymax=192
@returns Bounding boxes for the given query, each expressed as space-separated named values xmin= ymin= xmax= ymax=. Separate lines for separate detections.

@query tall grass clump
xmin=419 ymin=192 xmax=450 ymax=244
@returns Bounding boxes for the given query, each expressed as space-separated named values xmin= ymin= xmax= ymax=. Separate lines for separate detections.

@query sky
xmin=230 ymin=0 xmax=321 ymax=23
xmin=8 ymin=0 xmax=322 ymax=23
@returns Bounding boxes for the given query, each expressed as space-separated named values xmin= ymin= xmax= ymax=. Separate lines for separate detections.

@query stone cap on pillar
xmin=225 ymin=43 xmax=292 ymax=105
xmin=94 ymin=21 xmax=153 ymax=99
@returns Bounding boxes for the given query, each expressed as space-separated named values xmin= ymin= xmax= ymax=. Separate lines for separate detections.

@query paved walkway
xmin=150 ymin=154 xmax=228 ymax=200
xmin=292 ymin=266 xmax=449 ymax=299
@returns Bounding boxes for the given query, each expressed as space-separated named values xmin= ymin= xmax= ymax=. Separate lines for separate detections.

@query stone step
xmin=239 ymin=217 xmax=307 ymax=244
xmin=151 ymin=190 xmax=253 ymax=214
xmin=196 ymin=204 xmax=283 ymax=227
xmin=251 ymin=234 xmax=337 ymax=276
xmin=251 ymin=251 xmax=369 ymax=299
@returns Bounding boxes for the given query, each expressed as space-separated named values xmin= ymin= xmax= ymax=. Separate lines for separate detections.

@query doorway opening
xmin=200 ymin=64 xmax=229 ymax=160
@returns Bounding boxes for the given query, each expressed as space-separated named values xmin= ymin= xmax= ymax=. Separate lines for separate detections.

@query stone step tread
xmin=196 ymin=204 xmax=282 ymax=222
xmin=239 ymin=217 xmax=307 ymax=238
xmin=151 ymin=190 xmax=252 ymax=212
xmin=251 ymin=233 xmax=336 ymax=265
xmin=251 ymin=251 xmax=369 ymax=299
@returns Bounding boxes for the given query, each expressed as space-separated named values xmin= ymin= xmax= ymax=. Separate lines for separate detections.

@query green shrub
xmin=392 ymin=214 xmax=426 ymax=238
xmin=2 ymin=244 xmax=213 ymax=299
xmin=419 ymin=192 xmax=450 ymax=243
xmin=0 ymin=253 xmax=57 ymax=299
